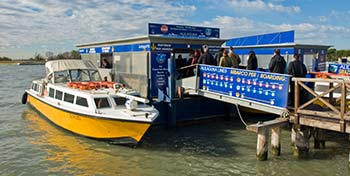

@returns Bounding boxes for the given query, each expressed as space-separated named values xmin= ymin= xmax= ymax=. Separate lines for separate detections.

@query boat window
xmin=70 ymin=70 xmax=81 ymax=82
xmin=80 ymin=70 xmax=91 ymax=82
xmin=94 ymin=98 xmax=111 ymax=109
xmin=76 ymin=96 xmax=88 ymax=107
xmin=49 ymin=88 xmax=55 ymax=98
xmin=64 ymin=93 xmax=75 ymax=103
xmin=55 ymin=90 xmax=63 ymax=100
xmin=33 ymin=83 xmax=39 ymax=92
xmin=113 ymin=97 xmax=126 ymax=106
xmin=54 ymin=71 xmax=70 ymax=83
xmin=90 ymin=70 xmax=102 ymax=81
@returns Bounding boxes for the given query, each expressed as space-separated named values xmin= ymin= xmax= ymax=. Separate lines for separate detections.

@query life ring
xmin=22 ymin=92 xmax=28 ymax=104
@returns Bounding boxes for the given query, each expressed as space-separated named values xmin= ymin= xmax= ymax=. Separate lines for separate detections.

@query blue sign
xmin=148 ymin=23 xmax=220 ymax=39
xmin=151 ymin=52 xmax=170 ymax=97
xmin=227 ymin=30 xmax=294 ymax=46
xmin=199 ymin=65 xmax=290 ymax=108
xmin=79 ymin=43 xmax=150 ymax=54
xmin=328 ymin=63 xmax=350 ymax=75
xmin=150 ymin=43 xmax=221 ymax=53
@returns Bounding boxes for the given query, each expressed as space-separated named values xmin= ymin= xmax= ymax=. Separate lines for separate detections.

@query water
xmin=0 ymin=64 xmax=349 ymax=176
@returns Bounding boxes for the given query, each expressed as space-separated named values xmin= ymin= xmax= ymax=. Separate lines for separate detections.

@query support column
xmin=314 ymin=128 xmax=326 ymax=149
xmin=292 ymin=125 xmax=310 ymax=158
xmin=257 ymin=128 xmax=268 ymax=161
xmin=167 ymin=57 xmax=176 ymax=127
xmin=271 ymin=127 xmax=281 ymax=156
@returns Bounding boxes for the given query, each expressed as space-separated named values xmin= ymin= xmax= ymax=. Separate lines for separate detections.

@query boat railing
xmin=292 ymin=77 xmax=350 ymax=132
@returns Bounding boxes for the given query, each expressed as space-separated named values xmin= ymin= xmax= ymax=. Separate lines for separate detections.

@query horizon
xmin=1 ymin=0 xmax=350 ymax=59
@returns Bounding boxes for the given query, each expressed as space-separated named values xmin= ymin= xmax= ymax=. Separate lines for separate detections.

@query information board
xmin=328 ymin=63 xmax=350 ymax=75
xmin=148 ymin=23 xmax=220 ymax=39
xmin=151 ymin=52 xmax=170 ymax=97
xmin=199 ymin=65 xmax=290 ymax=108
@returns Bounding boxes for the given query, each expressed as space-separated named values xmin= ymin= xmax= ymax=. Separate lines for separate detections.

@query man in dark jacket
xmin=287 ymin=54 xmax=307 ymax=106
xmin=288 ymin=54 xmax=307 ymax=77
xmin=198 ymin=45 xmax=215 ymax=65
xmin=268 ymin=49 xmax=286 ymax=74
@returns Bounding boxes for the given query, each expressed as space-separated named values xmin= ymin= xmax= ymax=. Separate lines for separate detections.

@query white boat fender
xmin=22 ymin=92 xmax=28 ymax=104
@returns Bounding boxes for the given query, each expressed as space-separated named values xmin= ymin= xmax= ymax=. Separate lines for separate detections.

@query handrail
xmin=293 ymin=77 xmax=349 ymax=132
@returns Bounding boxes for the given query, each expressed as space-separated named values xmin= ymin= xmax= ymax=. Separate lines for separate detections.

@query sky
xmin=1 ymin=0 xmax=350 ymax=59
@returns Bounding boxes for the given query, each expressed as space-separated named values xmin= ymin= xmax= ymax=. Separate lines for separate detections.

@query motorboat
xmin=23 ymin=59 xmax=158 ymax=144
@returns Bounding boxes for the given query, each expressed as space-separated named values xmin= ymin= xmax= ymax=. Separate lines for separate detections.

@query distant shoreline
xmin=0 ymin=60 xmax=45 ymax=65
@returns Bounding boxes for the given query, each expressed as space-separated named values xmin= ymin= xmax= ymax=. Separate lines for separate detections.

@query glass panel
xmin=76 ymin=96 xmax=88 ymax=107
xmin=94 ymin=98 xmax=111 ymax=109
xmin=70 ymin=70 xmax=81 ymax=82
xmin=113 ymin=97 xmax=126 ymax=106
xmin=90 ymin=70 xmax=102 ymax=81
xmin=64 ymin=93 xmax=74 ymax=103
xmin=49 ymin=88 xmax=55 ymax=98
xmin=54 ymin=71 xmax=70 ymax=83
xmin=80 ymin=70 xmax=91 ymax=82
xmin=55 ymin=90 xmax=63 ymax=100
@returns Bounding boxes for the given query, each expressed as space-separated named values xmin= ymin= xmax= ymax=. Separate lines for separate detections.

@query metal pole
xmin=167 ymin=55 xmax=176 ymax=127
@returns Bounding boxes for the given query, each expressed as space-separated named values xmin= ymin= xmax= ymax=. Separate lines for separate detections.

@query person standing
xmin=247 ymin=51 xmax=258 ymax=70
xmin=101 ymin=59 xmax=112 ymax=68
xmin=186 ymin=49 xmax=201 ymax=76
xmin=214 ymin=48 xmax=225 ymax=66
xmin=219 ymin=50 xmax=233 ymax=68
xmin=268 ymin=48 xmax=286 ymax=74
xmin=228 ymin=46 xmax=241 ymax=68
xmin=287 ymin=54 xmax=307 ymax=106
xmin=198 ymin=45 xmax=215 ymax=65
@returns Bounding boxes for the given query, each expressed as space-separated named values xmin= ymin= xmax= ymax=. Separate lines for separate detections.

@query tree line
xmin=0 ymin=50 xmax=80 ymax=61
xmin=327 ymin=48 xmax=350 ymax=61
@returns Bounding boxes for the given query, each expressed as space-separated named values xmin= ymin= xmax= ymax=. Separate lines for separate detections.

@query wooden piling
xmin=271 ymin=127 xmax=281 ymax=156
xmin=292 ymin=125 xmax=310 ymax=158
xmin=257 ymin=128 xmax=268 ymax=161
xmin=314 ymin=128 xmax=326 ymax=149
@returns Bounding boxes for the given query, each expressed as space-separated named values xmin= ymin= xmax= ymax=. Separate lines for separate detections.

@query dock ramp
xmin=177 ymin=65 xmax=291 ymax=116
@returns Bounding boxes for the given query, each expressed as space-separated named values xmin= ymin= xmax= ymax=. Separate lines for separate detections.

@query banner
xmin=148 ymin=23 xmax=220 ymax=39
xmin=199 ymin=65 xmax=290 ymax=108
xmin=151 ymin=52 xmax=170 ymax=97
xmin=328 ymin=63 xmax=350 ymax=75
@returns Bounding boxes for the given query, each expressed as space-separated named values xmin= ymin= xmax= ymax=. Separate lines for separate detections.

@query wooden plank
xmin=292 ymin=78 xmax=345 ymax=83
xmin=297 ymin=109 xmax=340 ymax=119
xmin=341 ymin=83 xmax=346 ymax=132
xmin=299 ymin=117 xmax=341 ymax=132
xmin=246 ymin=118 xmax=289 ymax=133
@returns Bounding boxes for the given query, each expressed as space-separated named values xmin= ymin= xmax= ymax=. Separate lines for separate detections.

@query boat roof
xmin=45 ymin=59 xmax=97 ymax=74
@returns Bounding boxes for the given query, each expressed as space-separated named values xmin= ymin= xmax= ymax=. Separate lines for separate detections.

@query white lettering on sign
xmin=138 ymin=44 xmax=150 ymax=50
xmin=89 ymin=48 xmax=96 ymax=53
xmin=102 ymin=47 xmax=111 ymax=53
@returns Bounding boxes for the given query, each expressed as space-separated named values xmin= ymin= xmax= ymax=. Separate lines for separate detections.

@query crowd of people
xmin=177 ymin=46 xmax=308 ymax=104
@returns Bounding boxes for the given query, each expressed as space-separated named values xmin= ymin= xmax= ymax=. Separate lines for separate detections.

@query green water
xmin=0 ymin=65 xmax=349 ymax=175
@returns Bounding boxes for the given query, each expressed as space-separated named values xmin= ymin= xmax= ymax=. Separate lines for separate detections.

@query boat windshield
xmin=53 ymin=69 xmax=102 ymax=83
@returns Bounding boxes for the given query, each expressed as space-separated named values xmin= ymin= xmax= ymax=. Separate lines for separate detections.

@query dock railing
xmin=293 ymin=77 xmax=350 ymax=133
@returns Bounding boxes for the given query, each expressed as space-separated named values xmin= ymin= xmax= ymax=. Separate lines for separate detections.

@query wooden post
xmin=292 ymin=125 xmax=310 ymax=158
xmin=291 ymin=126 xmax=296 ymax=147
xmin=294 ymin=80 xmax=300 ymax=124
xmin=271 ymin=127 xmax=281 ymax=156
xmin=314 ymin=128 xmax=326 ymax=149
xmin=257 ymin=128 xmax=268 ymax=161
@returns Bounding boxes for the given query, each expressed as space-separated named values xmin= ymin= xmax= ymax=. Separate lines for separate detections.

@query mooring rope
xmin=235 ymin=104 xmax=248 ymax=127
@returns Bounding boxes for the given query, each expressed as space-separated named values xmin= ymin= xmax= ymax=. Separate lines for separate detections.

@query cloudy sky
xmin=1 ymin=0 xmax=350 ymax=59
